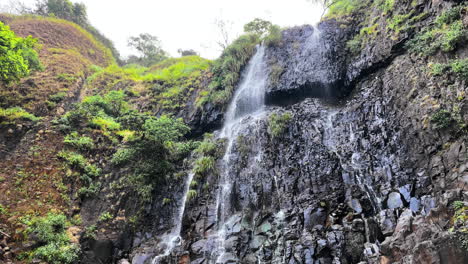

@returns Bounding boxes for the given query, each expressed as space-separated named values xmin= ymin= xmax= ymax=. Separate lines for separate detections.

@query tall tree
xmin=127 ymin=33 xmax=168 ymax=66
xmin=244 ymin=18 xmax=273 ymax=37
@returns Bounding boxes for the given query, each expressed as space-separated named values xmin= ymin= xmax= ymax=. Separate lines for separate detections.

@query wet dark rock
xmin=117 ymin=2 xmax=468 ymax=263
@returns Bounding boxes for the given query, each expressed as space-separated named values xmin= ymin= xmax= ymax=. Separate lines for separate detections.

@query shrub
xmin=63 ymin=132 xmax=94 ymax=150
xmin=26 ymin=213 xmax=79 ymax=264
xmin=268 ymin=112 xmax=292 ymax=138
xmin=78 ymin=182 xmax=101 ymax=198
xmin=0 ymin=107 xmax=40 ymax=124
xmin=194 ymin=156 xmax=216 ymax=176
xmin=0 ymin=21 xmax=42 ymax=84
xmin=431 ymin=109 xmax=454 ymax=129
xmin=450 ymin=59 xmax=468 ymax=81
xmin=194 ymin=133 xmax=216 ymax=156
xmin=58 ymin=151 xmax=87 ymax=169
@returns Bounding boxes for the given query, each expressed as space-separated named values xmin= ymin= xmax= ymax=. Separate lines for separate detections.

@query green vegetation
xmin=264 ymin=25 xmax=283 ymax=47
xmin=127 ymin=33 xmax=168 ymax=66
xmin=63 ymin=132 xmax=95 ymax=150
xmin=268 ymin=112 xmax=292 ymax=138
xmin=429 ymin=59 xmax=468 ymax=81
xmin=450 ymin=201 xmax=468 ymax=250
xmin=0 ymin=107 xmax=40 ymax=124
xmin=269 ymin=63 xmax=284 ymax=87
xmin=110 ymin=114 xmax=192 ymax=201
xmin=244 ymin=18 xmax=273 ymax=37
xmin=99 ymin=212 xmax=113 ymax=222
xmin=33 ymin=0 xmax=120 ymax=61
xmin=24 ymin=213 xmax=79 ymax=264
xmin=325 ymin=0 xmax=369 ymax=18
xmin=198 ymin=34 xmax=259 ymax=106
xmin=406 ymin=5 xmax=467 ymax=56
xmin=430 ymin=109 xmax=454 ymax=130
xmin=57 ymin=150 xmax=101 ymax=198
xmin=49 ymin=91 xmax=68 ymax=102
xmin=0 ymin=21 xmax=42 ymax=84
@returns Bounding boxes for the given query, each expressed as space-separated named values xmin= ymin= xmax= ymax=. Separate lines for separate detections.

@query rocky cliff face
xmin=114 ymin=1 xmax=468 ymax=264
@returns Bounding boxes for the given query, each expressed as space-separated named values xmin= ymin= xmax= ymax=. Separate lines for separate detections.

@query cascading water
xmin=211 ymin=45 xmax=269 ymax=263
xmin=322 ymin=111 xmax=382 ymax=214
xmin=151 ymin=172 xmax=195 ymax=263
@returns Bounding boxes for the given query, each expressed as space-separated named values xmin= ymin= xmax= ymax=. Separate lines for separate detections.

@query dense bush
xmin=25 ymin=213 xmax=79 ymax=264
xmin=0 ymin=21 xmax=42 ymax=84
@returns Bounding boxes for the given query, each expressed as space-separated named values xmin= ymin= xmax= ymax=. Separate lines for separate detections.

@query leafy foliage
xmin=25 ymin=213 xmax=79 ymax=264
xmin=0 ymin=21 xmax=42 ymax=84
xmin=244 ymin=18 xmax=273 ymax=37
xmin=127 ymin=33 xmax=168 ymax=67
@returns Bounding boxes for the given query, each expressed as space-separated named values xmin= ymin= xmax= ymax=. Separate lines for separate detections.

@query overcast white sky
xmin=3 ymin=0 xmax=324 ymax=59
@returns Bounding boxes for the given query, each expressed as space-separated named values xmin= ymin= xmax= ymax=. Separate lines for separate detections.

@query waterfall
xmin=213 ymin=45 xmax=268 ymax=263
xmin=151 ymin=172 xmax=195 ymax=264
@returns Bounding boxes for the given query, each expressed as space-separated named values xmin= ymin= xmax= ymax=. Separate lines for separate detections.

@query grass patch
xmin=0 ymin=107 xmax=40 ymax=124
xmin=268 ymin=112 xmax=292 ymax=138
